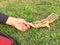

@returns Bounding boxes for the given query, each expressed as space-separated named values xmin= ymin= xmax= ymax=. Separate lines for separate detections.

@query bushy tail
xmin=46 ymin=13 xmax=58 ymax=23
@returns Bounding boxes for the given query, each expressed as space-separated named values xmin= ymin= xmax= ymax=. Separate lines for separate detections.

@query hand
xmin=6 ymin=17 xmax=30 ymax=32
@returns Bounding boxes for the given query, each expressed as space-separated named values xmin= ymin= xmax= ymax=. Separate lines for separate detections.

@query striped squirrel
xmin=28 ymin=13 xmax=58 ymax=30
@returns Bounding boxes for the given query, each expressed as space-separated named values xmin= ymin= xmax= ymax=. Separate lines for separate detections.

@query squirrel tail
xmin=46 ymin=13 xmax=58 ymax=23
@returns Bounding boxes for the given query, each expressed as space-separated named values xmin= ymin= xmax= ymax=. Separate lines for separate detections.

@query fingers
xmin=22 ymin=20 xmax=30 ymax=29
xmin=12 ymin=18 xmax=30 ymax=32
xmin=24 ymin=24 xmax=30 ymax=28
xmin=18 ymin=18 xmax=30 ymax=29
xmin=19 ymin=26 xmax=29 ymax=32
xmin=14 ymin=24 xmax=30 ymax=32
xmin=22 ymin=25 xmax=29 ymax=31
xmin=18 ymin=18 xmax=29 ymax=25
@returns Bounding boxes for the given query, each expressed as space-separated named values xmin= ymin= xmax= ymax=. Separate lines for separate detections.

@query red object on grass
xmin=0 ymin=36 xmax=13 ymax=45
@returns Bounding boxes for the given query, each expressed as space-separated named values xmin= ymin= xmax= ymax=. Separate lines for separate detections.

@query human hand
xmin=6 ymin=17 xmax=30 ymax=32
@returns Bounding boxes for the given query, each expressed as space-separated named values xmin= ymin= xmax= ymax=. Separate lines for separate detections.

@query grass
xmin=0 ymin=0 xmax=60 ymax=45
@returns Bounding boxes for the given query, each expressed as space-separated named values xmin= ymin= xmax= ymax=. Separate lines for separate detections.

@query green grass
xmin=0 ymin=0 xmax=60 ymax=45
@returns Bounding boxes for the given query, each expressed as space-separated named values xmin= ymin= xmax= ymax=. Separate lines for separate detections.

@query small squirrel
xmin=29 ymin=13 xmax=58 ymax=30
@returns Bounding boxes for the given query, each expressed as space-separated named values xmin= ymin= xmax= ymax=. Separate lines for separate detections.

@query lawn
xmin=0 ymin=0 xmax=60 ymax=45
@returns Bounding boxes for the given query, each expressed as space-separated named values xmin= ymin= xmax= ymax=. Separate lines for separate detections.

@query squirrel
xmin=28 ymin=13 xmax=58 ymax=30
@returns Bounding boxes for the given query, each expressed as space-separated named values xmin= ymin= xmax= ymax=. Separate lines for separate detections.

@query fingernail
xmin=27 ymin=24 xmax=29 ymax=27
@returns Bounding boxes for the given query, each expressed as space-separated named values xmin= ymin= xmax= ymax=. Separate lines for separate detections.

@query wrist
xmin=6 ymin=17 xmax=15 ymax=25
